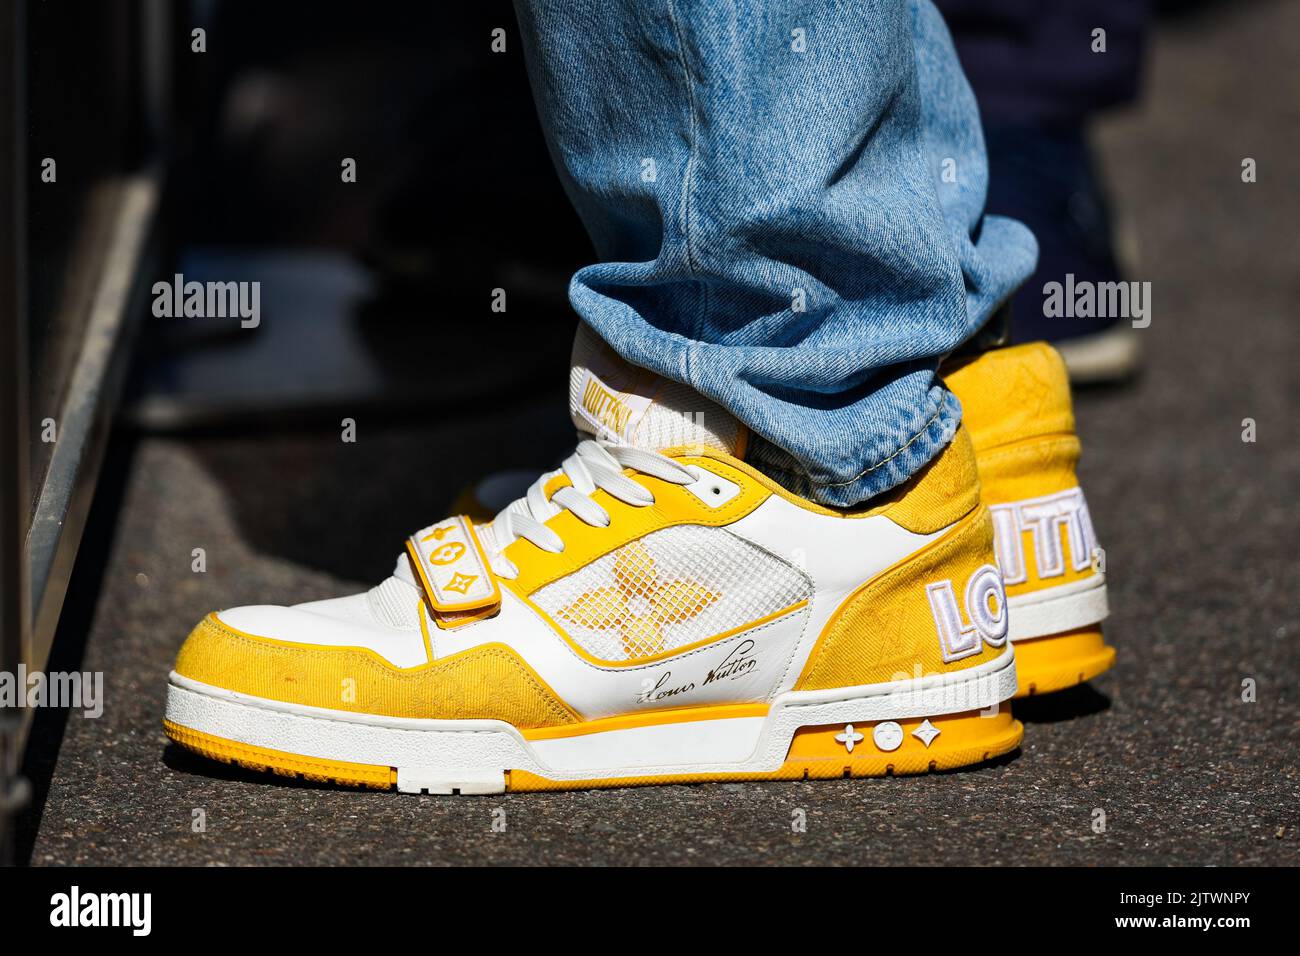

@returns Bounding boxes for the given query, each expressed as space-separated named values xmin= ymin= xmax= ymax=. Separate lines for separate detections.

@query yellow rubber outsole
xmin=1011 ymin=626 xmax=1116 ymax=697
xmin=165 ymin=707 xmax=1022 ymax=793
xmin=507 ymin=710 xmax=1023 ymax=791
xmin=165 ymin=720 xmax=399 ymax=789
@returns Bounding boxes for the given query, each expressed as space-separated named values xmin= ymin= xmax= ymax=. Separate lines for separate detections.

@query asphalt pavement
xmin=18 ymin=0 xmax=1300 ymax=865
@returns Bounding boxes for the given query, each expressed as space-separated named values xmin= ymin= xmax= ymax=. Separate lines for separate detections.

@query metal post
xmin=0 ymin=0 xmax=31 ymax=867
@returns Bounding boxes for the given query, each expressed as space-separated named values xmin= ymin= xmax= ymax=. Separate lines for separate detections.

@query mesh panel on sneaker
xmin=531 ymin=525 xmax=811 ymax=662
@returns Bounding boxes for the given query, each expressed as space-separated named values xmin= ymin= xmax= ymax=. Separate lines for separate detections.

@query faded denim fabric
xmin=514 ymin=0 xmax=1036 ymax=506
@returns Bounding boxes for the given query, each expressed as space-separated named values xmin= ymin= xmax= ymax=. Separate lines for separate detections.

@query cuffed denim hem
xmin=745 ymin=386 xmax=961 ymax=509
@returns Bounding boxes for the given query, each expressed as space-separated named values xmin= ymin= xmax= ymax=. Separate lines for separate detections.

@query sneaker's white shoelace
xmin=489 ymin=439 xmax=695 ymax=578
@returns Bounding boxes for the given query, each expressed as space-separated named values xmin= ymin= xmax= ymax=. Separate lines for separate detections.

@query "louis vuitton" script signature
xmin=635 ymin=639 xmax=760 ymax=705
xmin=702 ymin=639 xmax=757 ymax=684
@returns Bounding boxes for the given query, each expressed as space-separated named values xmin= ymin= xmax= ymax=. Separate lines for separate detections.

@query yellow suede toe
xmin=174 ymin=613 xmax=578 ymax=728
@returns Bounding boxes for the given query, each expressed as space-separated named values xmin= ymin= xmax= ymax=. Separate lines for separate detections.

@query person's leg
xmin=160 ymin=1 xmax=1057 ymax=793
xmin=935 ymin=0 xmax=1149 ymax=380
xmin=513 ymin=0 xmax=1035 ymax=507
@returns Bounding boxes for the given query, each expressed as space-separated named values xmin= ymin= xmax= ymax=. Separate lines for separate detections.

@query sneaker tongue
xmin=568 ymin=324 xmax=745 ymax=457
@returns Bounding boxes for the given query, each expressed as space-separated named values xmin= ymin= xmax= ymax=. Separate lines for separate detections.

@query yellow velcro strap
xmin=406 ymin=516 xmax=500 ymax=616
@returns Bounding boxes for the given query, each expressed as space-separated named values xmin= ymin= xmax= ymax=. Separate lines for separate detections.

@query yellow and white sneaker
xmin=943 ymin=342 xmax=1115 ymax=697
xmin=164 ymin=330 xmax=1022 ymax=793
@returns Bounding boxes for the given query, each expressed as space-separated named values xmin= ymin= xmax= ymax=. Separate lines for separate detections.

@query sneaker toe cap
xmin=171 ymin=609 xmax=577 ymax=726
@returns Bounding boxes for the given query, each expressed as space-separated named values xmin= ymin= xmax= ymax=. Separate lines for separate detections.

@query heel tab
xmin=946 ymin=340 xmax=1068 ymax=381
xmin=943 ymin=342 xmax=1075 ymax=450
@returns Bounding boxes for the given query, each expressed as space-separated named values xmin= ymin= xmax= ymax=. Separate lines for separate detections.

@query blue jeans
xmin=513 ymin=0 xmax=1036 ymax=507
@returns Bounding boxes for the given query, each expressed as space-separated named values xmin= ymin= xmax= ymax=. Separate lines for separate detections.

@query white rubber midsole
xmin=165 ymin=647 xmax=1018 ymax=794
xmin=1007 ymin=574 xmax=1109 ymax=642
